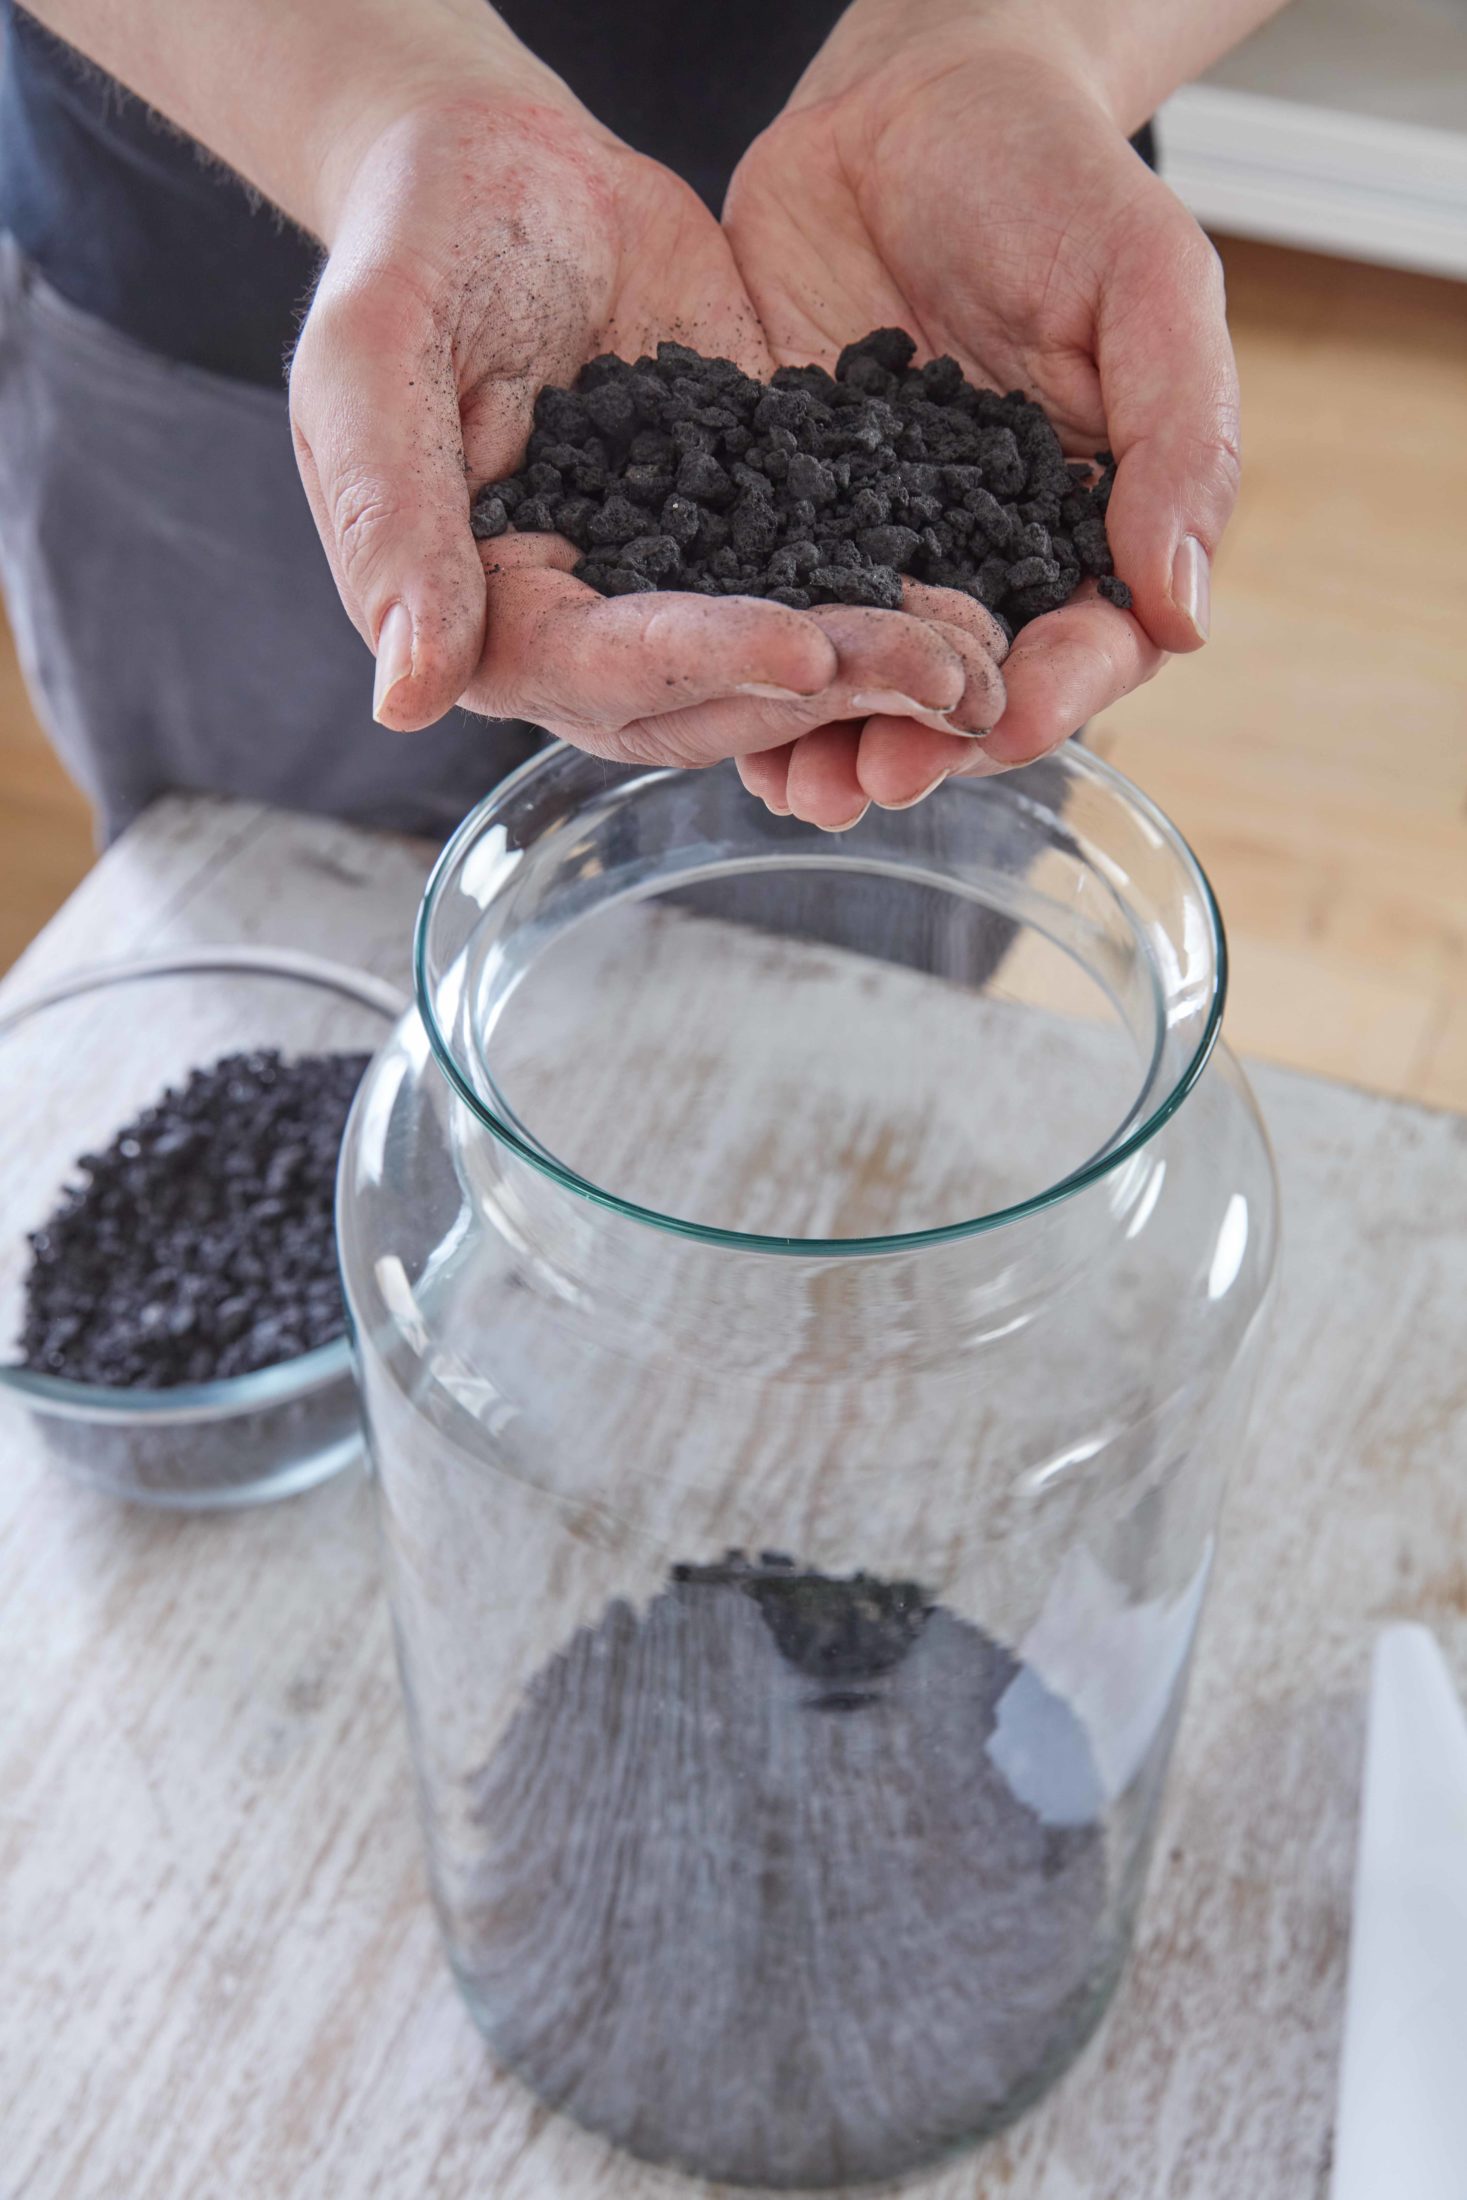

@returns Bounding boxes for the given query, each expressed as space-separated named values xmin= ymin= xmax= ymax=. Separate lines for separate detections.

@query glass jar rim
xmin=415 ymin=747 xmax=1228 ymax=1257
xmin=0 ymin=945 xmax=405 ymax=1413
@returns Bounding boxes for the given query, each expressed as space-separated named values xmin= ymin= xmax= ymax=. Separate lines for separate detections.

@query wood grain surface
xmin=2 ymin=796 xmax=1465 ymax=2200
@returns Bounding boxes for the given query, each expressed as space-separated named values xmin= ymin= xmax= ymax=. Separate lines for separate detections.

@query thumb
xmin=1096 ymin=200 xmax=1241 ymax=655
xmin=290 ymin=273 xmax=487 ymax=731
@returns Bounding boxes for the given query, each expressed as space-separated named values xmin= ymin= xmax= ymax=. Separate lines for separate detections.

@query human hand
xmin=290 ymin=85 xmax=1009 ymax=825
xmin=724 ymin=19 xmax=1241 ymax=816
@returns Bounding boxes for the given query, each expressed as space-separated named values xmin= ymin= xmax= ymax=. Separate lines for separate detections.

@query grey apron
xmin=0 ymin=234 xmax=540 ymax=843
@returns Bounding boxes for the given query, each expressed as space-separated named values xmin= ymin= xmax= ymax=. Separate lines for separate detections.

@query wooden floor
xmin=0 ymin=609 xmax=95 ymax=975
xmin=2 ymin=236 xmax=1465 ymax=1107
xmin=1091 ymin=238 xmax=1467 ymax=1111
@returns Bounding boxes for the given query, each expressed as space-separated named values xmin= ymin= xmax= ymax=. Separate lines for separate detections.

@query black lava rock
xmin=19 ymin=1049 xmax=371 ymax=1388
xmin=673 ymin=1550 xmax=933 ymax=1687
xmin=472 ymin=331 xmax=1132 ymax=634
xmin=462 ymin=1554 xmax=1108 ymax=2186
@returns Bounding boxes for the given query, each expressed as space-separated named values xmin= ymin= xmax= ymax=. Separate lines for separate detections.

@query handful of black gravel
xmin=472 ymin=327 xmax=1131 ymax=637
xmin=19 ymin=1049 xmax=370 ymax=1389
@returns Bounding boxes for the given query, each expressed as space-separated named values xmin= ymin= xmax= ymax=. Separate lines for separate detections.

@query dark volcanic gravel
xmin=461 ymin=1552 xmax=1109 ymax=2186
xmin=472 ymin=328 xmax=1132 ymax=638
xmin=19 ymin=1049 xmax=370 ymax=1388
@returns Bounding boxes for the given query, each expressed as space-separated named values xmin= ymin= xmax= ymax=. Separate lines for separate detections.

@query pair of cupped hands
xmin=290 ymin=18 xmax=1241 ymax=828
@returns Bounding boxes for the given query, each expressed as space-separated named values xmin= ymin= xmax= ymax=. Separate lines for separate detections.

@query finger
xmin=983 ymin=587 xmax=1165 ymax=768
xmin=854 ymin=719 xmax=1003 ymax=807
xmin=901 ymin=613 xmax=1006 ymax=735
xmin=785 ymin=721 xmax=868 ymax=831
xmin=803 ymin=605 xmax=968 ymax=728
xmin=472 ymin=530 xmax=582 ymax=577
xmin=901 ymin=581 xmax=1012 ymax=668
xmin=464 ymin=566 xmax=839 ymax=747
xmin=847 ymin=604 xmax=1010 ymax=805
xmin=738 ymin=746 xmax=795 ymax=811
xmin=1097 ymin=203 xmax=1241 ymax=655
xmin=608 ymin=599 xmax=976 ymax=768
xmin=290 ymin=273 xmax=488 ymax=732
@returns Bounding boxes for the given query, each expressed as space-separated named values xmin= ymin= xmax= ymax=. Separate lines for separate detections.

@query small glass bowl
xmin=0 ymin=947 xmax=406 ymax=1508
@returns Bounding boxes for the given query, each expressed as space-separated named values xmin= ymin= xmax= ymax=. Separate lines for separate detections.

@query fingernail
xmin=879 ymin=768 xmax=953 ymax=811
xmin=1171 ymin=535 xmax=1210 ymax=643
xmin=826 ymin=803 xmax=870 ymax=834
xmin=850 ymin=690 xmax=953 ymax=718
xmin=762 ymin=797 xmax=792 ymax=816
xmin=372 ymin=601 xmax=415 ymax=721
xmin=737 ymin=682 xmax=825 ymax=702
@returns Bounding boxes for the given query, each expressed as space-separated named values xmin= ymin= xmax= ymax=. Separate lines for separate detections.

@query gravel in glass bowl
xmin=0 ymin=947 xmax=404 ymax=1507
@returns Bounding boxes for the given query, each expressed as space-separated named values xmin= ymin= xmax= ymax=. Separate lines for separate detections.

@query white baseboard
xmin=1159 ymin=84 xmax=1467 ymax=279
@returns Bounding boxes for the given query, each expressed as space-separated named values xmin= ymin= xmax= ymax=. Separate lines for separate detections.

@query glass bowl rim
xmin=414 ymin=745 xmax=1229 ymax=1257
xmin=0 ymin=944 xmax=406 ymax=1417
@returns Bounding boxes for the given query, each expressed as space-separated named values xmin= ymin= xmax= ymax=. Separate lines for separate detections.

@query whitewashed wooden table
xmin=2 ymin=794 xmax=1465 ymax=2200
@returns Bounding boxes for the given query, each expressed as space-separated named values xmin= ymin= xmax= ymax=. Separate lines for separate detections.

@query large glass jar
xmin=338 ymin=746 xmax=1277 ymax=2190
